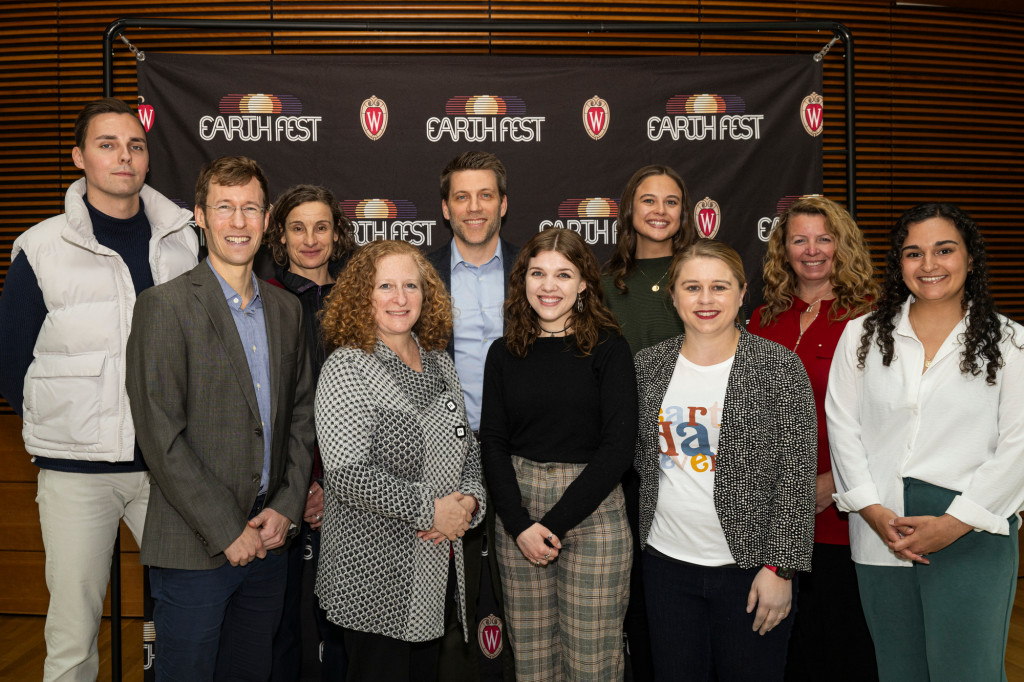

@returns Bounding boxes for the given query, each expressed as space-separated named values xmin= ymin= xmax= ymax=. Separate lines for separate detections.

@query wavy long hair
xmin=266 ymin=184 xmax=356 ymax=268
xmin=605 ymin=165 xmax=695 ymax=292
xmin=856 ymin=203 xmax=1008 ymax=385
xmin=758 ymin=195 xmax=878 ymax=326
xmin=320 ymin=240 xmax=452 ymax=354
xmin=505 ymin=228 xmax=619 ymax=357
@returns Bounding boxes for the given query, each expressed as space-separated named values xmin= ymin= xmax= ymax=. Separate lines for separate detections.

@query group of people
xmin=0 ymin=96 xmax=1020 ymax=682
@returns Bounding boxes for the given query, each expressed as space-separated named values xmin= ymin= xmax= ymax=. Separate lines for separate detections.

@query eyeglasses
xmin=205 ymin=204 xmax=266 ymax=220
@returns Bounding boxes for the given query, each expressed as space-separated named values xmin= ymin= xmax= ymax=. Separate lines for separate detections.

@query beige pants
xmin=36 ymin=468 xmax=149 ymax=682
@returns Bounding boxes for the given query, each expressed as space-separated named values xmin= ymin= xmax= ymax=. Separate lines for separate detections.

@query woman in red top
xmin=748 ymin=196 xmax=878 ymax=680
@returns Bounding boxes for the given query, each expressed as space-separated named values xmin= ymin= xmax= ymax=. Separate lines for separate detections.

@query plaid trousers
xmin=495 ymin=457 xmax=632 ymax=682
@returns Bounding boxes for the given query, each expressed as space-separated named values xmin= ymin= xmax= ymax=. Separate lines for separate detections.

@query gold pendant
xmin=651 ymin=284 xmax=660 ymax=292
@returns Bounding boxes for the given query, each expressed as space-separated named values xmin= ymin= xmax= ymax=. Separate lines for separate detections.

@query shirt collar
xmin=450 ymin=238 xmax=502 ymax=271
xmin=206 ymin=258 xmax=262 ymax=307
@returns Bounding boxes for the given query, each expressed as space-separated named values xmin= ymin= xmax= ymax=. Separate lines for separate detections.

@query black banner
xmin=138 ymin=53 xmax=823 ymax=304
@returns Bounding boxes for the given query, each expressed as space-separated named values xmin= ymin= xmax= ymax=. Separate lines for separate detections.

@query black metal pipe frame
xmin=103 ymin=17 xmax=855 ymax=214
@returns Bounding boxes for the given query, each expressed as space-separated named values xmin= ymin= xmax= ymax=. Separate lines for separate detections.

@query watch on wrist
xmin=765 ymin=565 xmax=796 ymax=580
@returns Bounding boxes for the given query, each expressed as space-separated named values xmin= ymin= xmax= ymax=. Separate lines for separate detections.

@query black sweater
xmin=479 ymin=330 xmax=637 ymax=539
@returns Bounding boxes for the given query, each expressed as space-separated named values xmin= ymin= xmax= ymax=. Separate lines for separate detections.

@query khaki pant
xmin=36 ymin=468 xmax=149 ymax=682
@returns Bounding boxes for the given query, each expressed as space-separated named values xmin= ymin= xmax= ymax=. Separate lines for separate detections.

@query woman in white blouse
xmin=826 ymin=203 xmax=1024 ymax=682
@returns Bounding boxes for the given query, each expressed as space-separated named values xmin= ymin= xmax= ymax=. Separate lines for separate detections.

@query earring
xmin=576 ymin=294 xmax=585 ymax=313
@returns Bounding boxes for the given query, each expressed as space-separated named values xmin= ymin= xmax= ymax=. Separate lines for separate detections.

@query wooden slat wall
xmin=1 ymin=1 xmax=1022 ymax=615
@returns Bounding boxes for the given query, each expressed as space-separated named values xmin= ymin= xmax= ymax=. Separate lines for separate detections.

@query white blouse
xmin=825 ymin=299 xmax=1024 ymax=567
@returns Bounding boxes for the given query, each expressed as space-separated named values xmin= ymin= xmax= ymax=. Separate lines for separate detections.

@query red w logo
xmin=138 ymin=105 xmax=155 ymax=132
xmin=804 ymin=103 xmax=823 ymax=132
xmin=364 ymin=108 xmax=384 ymax=136
xmin=697 ymin=209 xmax=718 ymax=237
xmin=587 ymin=107 xmax=605 ymax=136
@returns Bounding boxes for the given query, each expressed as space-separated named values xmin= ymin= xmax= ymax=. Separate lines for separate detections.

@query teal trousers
xmin=856 ymin=478 xmax=1018 ymax=682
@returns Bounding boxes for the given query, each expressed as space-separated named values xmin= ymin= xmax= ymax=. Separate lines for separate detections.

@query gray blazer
xmin=634 ymin=327 xmax=817 ymax=571
xmin=126 ymin=261 xmax=315 ymax=570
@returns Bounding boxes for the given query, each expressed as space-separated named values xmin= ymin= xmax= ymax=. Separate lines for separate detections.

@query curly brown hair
xmin=265 ymin=184 xmax=356 ymax=268
xmin=505 ymin=228 xmax=620 ymax=357
xmin=758 ymin=195 xmax=878 ymax=327
xmin=320 ymin=240 xmax=453 ymax=354
xmin=605 ymin=165 xmax=695 ymax=292
xmin=857 ymin=203 xmax=1014 ymax=385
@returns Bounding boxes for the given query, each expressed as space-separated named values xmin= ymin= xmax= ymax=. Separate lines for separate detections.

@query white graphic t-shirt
xmin=647 ymin=352 xmax=734 ymax=566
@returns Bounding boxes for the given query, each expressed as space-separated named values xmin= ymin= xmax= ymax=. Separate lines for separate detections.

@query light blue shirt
xmin=207 ymin=259 xmax=273 ymax=493
xmin=449 ymin=240 xmax=505 ymax=430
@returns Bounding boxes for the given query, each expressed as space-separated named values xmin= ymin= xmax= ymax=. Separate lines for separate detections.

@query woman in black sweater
xmin=480 ymin=227 xmax=637 ymax=681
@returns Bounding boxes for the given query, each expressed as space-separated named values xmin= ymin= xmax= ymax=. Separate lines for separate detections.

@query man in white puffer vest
xmin=0 ymin=97 xmax=198 ymax=682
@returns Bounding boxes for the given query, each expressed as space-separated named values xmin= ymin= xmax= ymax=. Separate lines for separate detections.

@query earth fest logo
xmin=199 ymin=94 xmax=322 ymax=142
xmin=426 ymin=95 xmax=545 ymax=143
xmin=757 ymin=194 xmax=816 ymax=242
xmin=341 ymin=199 xmax=436 ymax=247
xmin=648 ymin=94 xmax=764 ymax=142
xmin=538 ymin=198 xmax=618 ymax=245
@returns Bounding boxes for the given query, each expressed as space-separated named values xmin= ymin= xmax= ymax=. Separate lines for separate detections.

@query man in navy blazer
xmin=427 ymin=151 xmax=519 ymax=681
xmin=126 ymin=156 xmax=314 ymax=680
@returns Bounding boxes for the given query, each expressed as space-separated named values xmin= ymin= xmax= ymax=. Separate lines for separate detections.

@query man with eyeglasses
xmin=0 ymin=97 xmax=198 ymax=682
xmin=125 ymin=155 xmax=315 ymax=679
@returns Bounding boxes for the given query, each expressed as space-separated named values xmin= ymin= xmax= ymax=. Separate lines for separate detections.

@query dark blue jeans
xmin=150 ymin=550 xmax=287 ymax=681
xmin=642 ymin=547 xmax=795 ymax=682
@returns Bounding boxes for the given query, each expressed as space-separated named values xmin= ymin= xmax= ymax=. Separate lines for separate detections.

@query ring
xmin=543 ymin=553 xmax=551 ymax=560
xmin=534 ymin=559 xmax=540 ymax=565
xmin=309 ymin=488 xmax=313 ymax=495
xmin=547 ymin=534 xmax=553 ymax=542
xmin=314 ymin=513 xmax=321 ymax=521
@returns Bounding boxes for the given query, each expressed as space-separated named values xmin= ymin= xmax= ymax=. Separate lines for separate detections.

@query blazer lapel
xmin=261 ymin=279 xmax=283 ymax=431
xmin=190 ymin=265 xmax=261 ymax=422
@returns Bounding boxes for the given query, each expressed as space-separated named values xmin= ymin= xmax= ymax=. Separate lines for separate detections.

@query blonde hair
xmin=759 ymin=195 xmax=877 ymax=326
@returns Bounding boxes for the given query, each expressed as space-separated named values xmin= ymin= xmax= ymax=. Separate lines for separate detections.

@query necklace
xmin=793 ymin=298 xmax=823 ymax=351
xmin=539 ymin=323 xmax=572 ymax=337
xmin=636 ymin=263 xmax=669 ymax=292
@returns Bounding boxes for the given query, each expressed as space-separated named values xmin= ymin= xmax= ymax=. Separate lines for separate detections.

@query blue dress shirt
xmin=449 ymin=240 xmax=505 ymax=431
xmin=207 ymin=260 xmax=273 ymax=493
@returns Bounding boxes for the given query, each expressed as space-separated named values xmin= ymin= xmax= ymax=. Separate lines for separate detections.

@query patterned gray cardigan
xmin=634 ymin=327 xmax=816 ymax=571
xmin=314 ymin=341 xmax=486 ymax=643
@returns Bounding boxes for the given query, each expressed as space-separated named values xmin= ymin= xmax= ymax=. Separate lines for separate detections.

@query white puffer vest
xmin=12 ymin=178 xmax=198 ymax=461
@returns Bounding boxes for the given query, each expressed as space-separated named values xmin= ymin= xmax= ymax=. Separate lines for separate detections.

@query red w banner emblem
xmin=360 ymin=95 xmax=388 ymax=141
xmin=137 ymin=100 xmax=155 ymax=132
xmin=800 ymin=92 xmax=824 ymax=137
xmin=693 ymin=197 xmax=722 ymax=239
xmin=478 ymin=614 xmax=504 ymax=659
xmin=582 ymin=95 xmax=610 ymax=140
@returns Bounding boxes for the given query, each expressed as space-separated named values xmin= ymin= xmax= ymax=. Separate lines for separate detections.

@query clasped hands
xmin=860 ymin=503 xmax=972 ymax=564
xmin=418 ymin=491 xmax=476 ymax=545
xmin=516 ymin=522 xmax=561 ymax=567
xmin=225 ymin=507 xmax=292 ymax=567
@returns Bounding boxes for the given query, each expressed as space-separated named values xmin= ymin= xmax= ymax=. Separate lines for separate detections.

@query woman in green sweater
xmin=601 ymin=165 xmax=697 ymax=355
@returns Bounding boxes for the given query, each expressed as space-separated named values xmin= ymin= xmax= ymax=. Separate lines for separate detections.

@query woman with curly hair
xmin=480 ymin=227 xmax=637 ymax=680
xmin=602 ymin=164 xmax=696 ymax=354
xmin=314 ymin=239 xmax=486 ymax=681
xmin=747 ymin=195 xmax=878 ymax=680
xmin=826 ymin=203 xmax=1024 ymax=681
xmin=264 ymin=184 xmax=356 ymax=680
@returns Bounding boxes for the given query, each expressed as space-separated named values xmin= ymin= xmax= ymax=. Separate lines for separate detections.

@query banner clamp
xmin=813 ymin=35 xmax=840 ymax=62
xmin=119 ymin=34 xmax=146 ymax=62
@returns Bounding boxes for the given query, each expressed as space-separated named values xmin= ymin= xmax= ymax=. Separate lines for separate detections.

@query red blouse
xmin=748 ymin=298 xmax=856 ymax=546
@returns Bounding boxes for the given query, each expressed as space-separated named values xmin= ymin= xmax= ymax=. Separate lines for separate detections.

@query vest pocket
xmin=25 ymin=352 xmax=105 ymax=446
